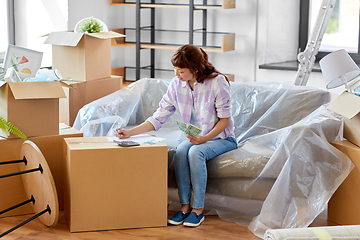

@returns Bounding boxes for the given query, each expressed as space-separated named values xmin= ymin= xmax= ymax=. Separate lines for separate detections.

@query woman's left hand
xmin=187 ymin=135 xmax=208 ymax=145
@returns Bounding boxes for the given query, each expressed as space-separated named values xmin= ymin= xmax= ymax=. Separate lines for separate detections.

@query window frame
xmin=1 ymin=0 xmax=15 ymax=63
xmin=299 ymin=0 xmax=360 ymax=63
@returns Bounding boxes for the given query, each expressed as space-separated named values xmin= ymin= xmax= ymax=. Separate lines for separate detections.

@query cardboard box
xmin=0 ymin=81 xmax=66 ymax=139
xmin=328 ymin=140 xmax=360 ymax=225
xmin=0 ymin=124 xmax=83 ymax=217
xmin=44 ymin=31 xmax=125 ymax=82
xmin=64 ymin=137 xmax=168 ymax=232
xmin=327 ymin=91 xmax=360 ymax=147
xmin=59 ymin=75 xmax=122 ymax=126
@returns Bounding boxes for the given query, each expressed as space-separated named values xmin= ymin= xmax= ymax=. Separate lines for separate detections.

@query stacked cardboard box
xmin=0 ymin=81 xmax=66 ymax=139
xmin=327 ymin=91 xmax=360 ymax=225
xmin=60 ymin=76 xmax=122 ymax=126
xmin=0 ymin=124 xmax=83 ymax=217
xmin=44 ymin=31 xmax=125 ymax=126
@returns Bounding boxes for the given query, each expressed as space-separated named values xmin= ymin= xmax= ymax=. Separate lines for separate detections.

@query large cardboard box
xmin=327 ymin=91 xmax=360 ymax=147
xmin=64 ymin=137 xmax=168 ymax=232
xmin=44 ymin=31 xmax=125 ymax=82
xmin=0 ymin=124 xmax=83 ymax=217
xmin=328 ymin=140 xmax=360 ymax=225
xmin=59 ymin=75 xmax=122 ymax=126
xmin=0 ymin=81 xmax=66 ymax=139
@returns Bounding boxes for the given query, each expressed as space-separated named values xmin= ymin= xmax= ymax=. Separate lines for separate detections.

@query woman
xmin=115 ymin=44 xmax=237 ymax=227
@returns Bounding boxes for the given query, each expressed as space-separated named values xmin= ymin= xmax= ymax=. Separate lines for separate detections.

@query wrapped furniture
xmin=74 ymin=78 xmax=353 ymax=238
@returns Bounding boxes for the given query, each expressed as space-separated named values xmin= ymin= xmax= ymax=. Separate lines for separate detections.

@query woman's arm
xmin=187 ymin=117 xmax=230 ymax=145
xmin=115 ymin=121 xmax=155 ymax=139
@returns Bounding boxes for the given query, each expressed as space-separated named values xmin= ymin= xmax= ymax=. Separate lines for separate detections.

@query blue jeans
xmin=174 ymin=137 xmax=237 ymax=209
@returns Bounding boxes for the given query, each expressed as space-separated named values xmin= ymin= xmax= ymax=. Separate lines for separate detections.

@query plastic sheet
xmin=73 ymin=78 xmax=354 ymax=239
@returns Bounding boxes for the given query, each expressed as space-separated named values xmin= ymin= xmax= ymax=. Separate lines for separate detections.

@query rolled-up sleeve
xmin=215 ymin=76 xmax=232 ymax=118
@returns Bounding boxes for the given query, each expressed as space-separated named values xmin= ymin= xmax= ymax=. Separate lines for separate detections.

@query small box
xmin=328 ymin=140 xmax=360 ymax=225
xmin=0 ymin=124 xmax=83 ymax=217
xmin=0 ymin=81 xmax=66 ymax=139
xmin=64 ymin=137 xmax=168 ymax=232
xmin=44 ymin=31 xmax=125 ymax=82
xmin=327 ymin=91 xmax=360 ymax=147
xmin=59 ymin=75 xmax=123 ymax=126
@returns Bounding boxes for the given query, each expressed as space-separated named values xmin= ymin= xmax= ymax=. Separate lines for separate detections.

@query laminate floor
xmin=0 ymin=209 xmax=338 ymax=240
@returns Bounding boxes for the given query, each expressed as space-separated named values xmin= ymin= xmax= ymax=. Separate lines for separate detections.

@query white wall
xmin=15 ymin=0 xmax=340 ymax=94
xmin=14 ymin=0 xmax=68 ymax=67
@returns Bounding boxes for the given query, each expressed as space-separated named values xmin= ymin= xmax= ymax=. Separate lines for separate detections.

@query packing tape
xmin=310 ymin=227 xmax=332 ymax=240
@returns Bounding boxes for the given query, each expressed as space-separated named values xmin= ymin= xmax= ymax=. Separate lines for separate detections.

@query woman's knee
xmin=188 ymin=146 xmax=205 ymax=164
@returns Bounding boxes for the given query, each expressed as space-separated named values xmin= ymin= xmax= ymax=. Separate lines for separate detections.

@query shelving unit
xmin=109 ymin=0 xmax=236 ymax=81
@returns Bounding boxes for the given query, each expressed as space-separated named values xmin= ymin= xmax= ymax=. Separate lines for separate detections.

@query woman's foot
xmin=183 ymin=212 xmax=204 ymax=227
xmin=167 ymin=211 xmax=190 ymax=225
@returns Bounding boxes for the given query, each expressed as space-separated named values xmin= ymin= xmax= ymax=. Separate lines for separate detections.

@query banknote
xmin=176 ymin=120 xmax=187 ymax=132
xmin=186 ymin=124 xmax=202 ymax=137
xmin=176 ymin=120 xmax=202 ymax=137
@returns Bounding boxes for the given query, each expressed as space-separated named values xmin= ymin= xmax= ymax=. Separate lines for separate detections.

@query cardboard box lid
xmin=44 ymin=31 xmax=125 ymax=47
xmin=64 ymin=137 xmax=167 ymax=150
xmin=3 ymin=81 xmax=66 ymax=100
xmin=327 ymin=91 xmax=360 ymax=119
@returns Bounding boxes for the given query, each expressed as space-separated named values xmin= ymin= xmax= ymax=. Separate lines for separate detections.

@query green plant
xmin=0 ymin=117 xmax=27 ymax=140
xmin=79 ymin=17 xmax=103 ymax=33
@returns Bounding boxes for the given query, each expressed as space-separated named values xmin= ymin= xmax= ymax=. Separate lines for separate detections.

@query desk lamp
xmin=319 ymin=49 xmax=360 ymax=92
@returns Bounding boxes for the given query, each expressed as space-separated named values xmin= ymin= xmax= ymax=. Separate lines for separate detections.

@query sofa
xmin=73 ymin=78 xmax=353 ymax=238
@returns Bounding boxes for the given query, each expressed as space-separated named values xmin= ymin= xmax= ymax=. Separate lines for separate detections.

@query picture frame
xmin=2 ymin=44 xmax=43 ymax=80
xmin=4 ymin=67 xmax=22 ymax=82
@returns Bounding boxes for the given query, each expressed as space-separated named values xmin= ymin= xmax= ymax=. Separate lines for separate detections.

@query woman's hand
xmin=114 ymin=121 xmax=155 ymax=139
xmin=187 ymin=135 xmax=208 ymax=145
xmin=115 ymin=128 xmax=131 ymax=139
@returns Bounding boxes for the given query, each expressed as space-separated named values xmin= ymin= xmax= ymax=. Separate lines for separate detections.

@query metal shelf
xmin=109 ymin=0 xmax=235 ymax=9
xmin=110 ymin=0 xmax=235 ymax=80
xmin=111 ymin=28 xmax=235 ymax=52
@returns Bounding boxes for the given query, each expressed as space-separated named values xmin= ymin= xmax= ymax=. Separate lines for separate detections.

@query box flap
xmin=0 ymin=81 xmax=6 ymax=88
xmin=44 ymin=32 xmax=85 ymax=46
xmin=59 ymin=80 xmax=77 ymax=90
xmin=8 ymin=81 xmax=66 ymax=99
xmin=327 ymin=91 xmax=360 ymax=119
xmin=87 ymin=31 xmax=126 ymax=39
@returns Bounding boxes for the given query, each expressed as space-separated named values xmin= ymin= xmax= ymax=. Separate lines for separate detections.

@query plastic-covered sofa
xmin=73 ymin=78 xmax=353 ymax=239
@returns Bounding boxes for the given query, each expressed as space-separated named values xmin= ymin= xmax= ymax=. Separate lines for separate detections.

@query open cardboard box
xmin=0 ymin=81 xmax=66 ymax=139
xmin=327 ymin=91 xmax=360 ymax=147
xmin=44 ymin=31 xmax=125 ymax=82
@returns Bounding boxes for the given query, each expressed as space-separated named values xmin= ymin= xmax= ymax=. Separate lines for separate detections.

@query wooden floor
xmin=0 ymin=209 xmax=338 ymax=240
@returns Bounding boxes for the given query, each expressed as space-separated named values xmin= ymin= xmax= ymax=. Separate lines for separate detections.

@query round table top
xmin=19 ymin=140 xmax=59 ymax=227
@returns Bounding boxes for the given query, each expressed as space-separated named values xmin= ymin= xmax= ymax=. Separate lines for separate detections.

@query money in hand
xmin=176 ymin=120 xmax=202 ymax=137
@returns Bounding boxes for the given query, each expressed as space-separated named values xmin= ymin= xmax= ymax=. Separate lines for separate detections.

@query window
xmin=0 ymin=0 xmax=14 ymax=64
xmin=299 ymin=0 xmax=360 ymax=63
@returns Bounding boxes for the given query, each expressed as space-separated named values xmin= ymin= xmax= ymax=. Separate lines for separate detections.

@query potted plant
xmin=76 ymin=17 xmax=104 ymax=33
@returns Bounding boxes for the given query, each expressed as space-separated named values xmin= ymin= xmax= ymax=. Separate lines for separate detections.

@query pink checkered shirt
xmin=147 ymin=74 xmax=235 ymax=140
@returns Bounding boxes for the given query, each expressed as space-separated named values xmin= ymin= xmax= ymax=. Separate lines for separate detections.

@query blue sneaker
xmin=168 ymin=211 xmax=190 ymax=225
xmin=183 ymin=212 xmax=204 ymax=227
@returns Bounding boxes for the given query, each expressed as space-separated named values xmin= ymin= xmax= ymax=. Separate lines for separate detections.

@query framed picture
xmin=2 ymin=44 xmax=43 ymax=80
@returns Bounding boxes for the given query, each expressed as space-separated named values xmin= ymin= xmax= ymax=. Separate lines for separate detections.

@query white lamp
xmin=319 ymin=49 xmax=360 ymax=90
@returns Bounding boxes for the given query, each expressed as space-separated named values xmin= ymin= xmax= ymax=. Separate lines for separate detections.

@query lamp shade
xmin=319 ymin=49 xmax=360 ymax=89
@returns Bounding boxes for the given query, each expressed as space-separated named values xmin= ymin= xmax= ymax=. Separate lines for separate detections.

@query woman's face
xmin=174 ymin=67 xmax=196 ymax=82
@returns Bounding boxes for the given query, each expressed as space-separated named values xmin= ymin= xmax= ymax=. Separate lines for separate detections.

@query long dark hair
xmin=171 ymin=44 xmax=229 ymax=84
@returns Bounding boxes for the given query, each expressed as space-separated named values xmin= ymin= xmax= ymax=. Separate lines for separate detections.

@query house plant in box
xmin=0 ymin=117 xmax=27 ymax=140
xmin=75 ymin=17 xmax=108 ymax=33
